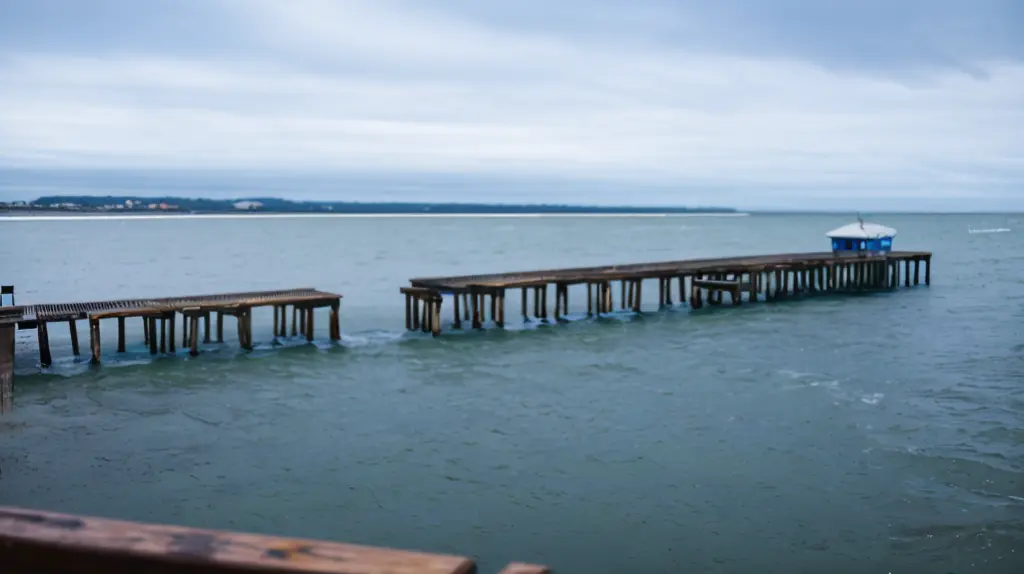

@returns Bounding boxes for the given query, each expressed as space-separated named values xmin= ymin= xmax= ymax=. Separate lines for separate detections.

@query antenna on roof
xmin=856 ymin=212 xmax=865 ymax=229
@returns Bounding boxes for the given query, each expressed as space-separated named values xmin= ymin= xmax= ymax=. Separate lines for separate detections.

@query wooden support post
xmin=167 ymin=312 xmax=176 ymax=354
xmin=68 ymin=320 xmax=80 ymax=356
xmin=405 ymin=295 xmax=412 ymax=330
xmin=89 ymin=318 xmax=100 ymax=365
xmin=679 ymin=275 xmax=686 ymax=304
xmin=554 ymin=285 xmax=562 ymax=321
xmin=241 ymin=310 xmax=251 ymax=350
xmin=290 ymin=307 xmax=297 ymax=337
xmin=148 ymin=317 xmax=158 ymax=355
xmin=586 ymin=283 xmax=593 ymax=316
xmin=540 ymin=286 xmax=548 ymax=323
xmin=159 ymin=317 xmax=166 ymax=354
xmin=143 ymin=317 xmax=149 ymax=345
xmin=496 ymin=289 xmax=506 ymax=327
xmin=306 ymin=307 xmax=314 ymax=342
xmin=205 ymin=312 xmax=212 ymax=342
xmin=244 ymin=309 xmax=255 ymax=350
xmin=914 ymin=259 xmax=920 ymax=285
xmin=217 ymin=312 xmax=225 ymax=342
xmin=329 ymin=301 xmax=341 ymax=341
xmin=189 ymin=315 xmax=200 ymax=356
xmin=633 ymin=280 xmax=643 ymax=313
xmin=627 ymin=280 xmax=635 ymax=310
xmin=421 ymin=299 xmax=430 ymax=333
xmin=181 ymin=312 xmax=188 ymax=348
xmin=462 ymin=294 xmax=470 ymax=321
xmin=273 ymin=306 xmax=280 ymax=339
xmin=298 ymin=307 xmax=307 ymax=336
xmin=925 ymin=256 xmax=931 ymax=285
xmin=604 ymin=282 xmax=612 ymax=313
xmin=452 ymin=294 xmax=461 ymax=329
xmin=412 ymin=297 xmax=420 ymax=330
xmin=1 ymin=324 xmax=13 ymax=413
xmin=532 ymin=287 xmax=540 ymax=319
xmin=117 ymin=317 xmax=126 ymax=353
xmin=471 ymin=291 xmax=481 ymax=329
xmin=658 ymin=277 xmax=665 ymax=308
xmin=665 ymin=277 xmax=673 ymax=306
xmin=431 ymin=298 xmax=442 ymax=336
xmin=904 ymin=260 xmax=911 ymax=287
xmin=521 ymin=288 xmax=529 ymax=321
xmin=37 ymin=322 xmax=51 ymax=368
xmin=621 ymin=281 xmax=627 ymax=310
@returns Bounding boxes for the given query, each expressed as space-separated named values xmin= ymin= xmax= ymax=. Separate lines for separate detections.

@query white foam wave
xmin=968 ymin=227 xmax=1011 ymax=234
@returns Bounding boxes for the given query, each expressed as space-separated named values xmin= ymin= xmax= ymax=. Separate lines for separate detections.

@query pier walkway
xmin=400 ymin=251 xmax=932 ymax=334
xmin=0 ymin=506 xmax=550 ymax=574
xmin=5 ymin=287 xmax=342 ymax=368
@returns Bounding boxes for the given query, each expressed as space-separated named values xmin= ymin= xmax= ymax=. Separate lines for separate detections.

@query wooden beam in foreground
xmin=0 ymin=506 xmax=548 ymax=574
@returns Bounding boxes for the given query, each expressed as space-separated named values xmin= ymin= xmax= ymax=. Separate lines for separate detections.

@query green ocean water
xmin=1 ymin=212 xmax=1022 ymax=573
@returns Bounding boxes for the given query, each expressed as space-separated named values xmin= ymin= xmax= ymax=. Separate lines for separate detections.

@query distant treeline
xmin=22 ymin=195 xmax=737 ymax=214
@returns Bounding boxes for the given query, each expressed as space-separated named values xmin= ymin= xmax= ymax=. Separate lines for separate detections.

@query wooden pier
xmin=401 ymin=251 xmax=932 ymax=334
xmin=2 ymin=287 xmax=342 ymax=369
xmin=0 ymin=506 xmax=550 ymax=574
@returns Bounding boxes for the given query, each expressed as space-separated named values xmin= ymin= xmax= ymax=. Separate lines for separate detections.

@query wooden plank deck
xmin=17 ymin=288 xmax=342 ymax=324
xmin=2 ymin=288 xmax=344 ymax=373
xmin=401 ymin=250 xmax=933 ymax=334
xmin=0 ymin=506 xmax=550 ymax=574
xmin=409 ymin=250 xmax=932 ymax=290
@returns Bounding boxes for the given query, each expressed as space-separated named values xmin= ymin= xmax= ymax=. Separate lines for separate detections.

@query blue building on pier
xmin=826 ymin=221 xmax=897 ymax=255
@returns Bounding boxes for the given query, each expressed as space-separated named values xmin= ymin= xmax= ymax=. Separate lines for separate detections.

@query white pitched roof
xmin=826 ymin=222 xmax=897 ymax=239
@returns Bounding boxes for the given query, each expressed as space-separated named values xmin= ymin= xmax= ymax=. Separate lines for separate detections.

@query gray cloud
xmin=0 ymin=0 xmax=1021 ymax=209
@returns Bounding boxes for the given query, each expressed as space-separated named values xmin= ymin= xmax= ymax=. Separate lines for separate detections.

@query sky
xmin=0 ymin=0 xmax=1022 ymax=210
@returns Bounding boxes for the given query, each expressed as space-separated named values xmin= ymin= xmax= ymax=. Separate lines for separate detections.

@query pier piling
xmin=400 ymin=251 xmax=932 ymax=336
xmin=1 ymin=289 xmax=342 ymax=377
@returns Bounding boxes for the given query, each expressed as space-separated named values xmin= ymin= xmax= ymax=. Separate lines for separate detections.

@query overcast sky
xmin=1 ymin=0 xmax=1022 ymax=209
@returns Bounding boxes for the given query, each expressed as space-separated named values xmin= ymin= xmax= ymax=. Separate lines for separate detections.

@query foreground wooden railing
xmin=0 ymin=507 xmax=549 ymax=574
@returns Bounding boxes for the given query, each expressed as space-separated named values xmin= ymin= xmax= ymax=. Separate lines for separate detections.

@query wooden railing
xmin=0 ymin=506 xmax=549 ymax=574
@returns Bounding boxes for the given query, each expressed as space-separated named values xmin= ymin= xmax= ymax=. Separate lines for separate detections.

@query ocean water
xmin=0 ymin=213 xmax=1022 ymax=573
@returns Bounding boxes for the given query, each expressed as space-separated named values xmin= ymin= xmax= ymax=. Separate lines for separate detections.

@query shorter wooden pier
xmin=0 ymin=506 xmax=550 ymax=574
xmin=401 ymin=251 xmax=932 ymax=334
xmin=5 ymin=287 xmax=342 ymax=368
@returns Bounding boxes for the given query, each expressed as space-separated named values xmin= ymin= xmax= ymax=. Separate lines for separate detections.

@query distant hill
xmin=14 ymin=195 xmax=737 ymax=214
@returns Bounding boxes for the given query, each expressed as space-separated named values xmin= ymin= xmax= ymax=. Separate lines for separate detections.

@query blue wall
xmin=831 ymin=237 xmax=893 ymax=253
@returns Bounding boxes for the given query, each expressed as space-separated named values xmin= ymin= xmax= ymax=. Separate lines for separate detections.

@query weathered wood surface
xmin=0 ymin=506 xmax=528 ymax=574
xmin=15 ymin=288 xmax=343 ymax=324
xmin=497 ymin=564 xmax=551 ymax=574
xmin=410 ymin=251 xmax=932 ymax=291
xmin=0 ymin=324 xmax=13 ymax=412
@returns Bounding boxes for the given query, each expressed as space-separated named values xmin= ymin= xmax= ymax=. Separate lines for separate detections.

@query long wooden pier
xmin=401 ymin=251 xmax=933 ymax=334
xmin=0 ymin=506 xmax=550 ymax=574
xmin=4 ymin=287 xmax=342 ymax=368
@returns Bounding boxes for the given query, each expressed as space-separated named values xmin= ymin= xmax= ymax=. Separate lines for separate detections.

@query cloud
xmin=0 ymin=0 xmax=1021 ymax=209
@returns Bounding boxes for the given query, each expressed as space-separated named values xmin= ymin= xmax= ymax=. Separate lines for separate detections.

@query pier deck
xmin=4 ymin=287 xmax=343 ymax=371
xmin=401 ymin=251 xmax=932 ymax=334
xmin=0 ymin=506 xmax=550 ymax=574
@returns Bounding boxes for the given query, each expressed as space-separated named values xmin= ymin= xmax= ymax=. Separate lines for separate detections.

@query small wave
xmin=968 ymin=228 xmax=1011 ymax=234
xmin=340 ymin=330 xmax=405 ymax=348
xmin=861 ymin=392 xmax=884 ymax=405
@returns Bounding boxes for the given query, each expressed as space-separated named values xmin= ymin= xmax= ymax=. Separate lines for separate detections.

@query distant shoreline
xmin=0 ymin=212 xmax=751 ymax=221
